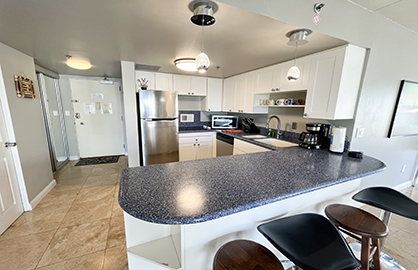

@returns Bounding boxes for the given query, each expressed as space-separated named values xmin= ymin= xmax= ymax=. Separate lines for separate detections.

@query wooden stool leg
xmin=372 ymin=238 xmax=381 ymax=270
xmin=360 ymin=237 xmax=370 ymax=270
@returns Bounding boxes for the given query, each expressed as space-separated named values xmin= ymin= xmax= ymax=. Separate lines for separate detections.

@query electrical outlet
xmin=356 ymin=127 xmax=365 ymax=138
xmin=401 ymin=165 xmax=406 ymax=173
xmin=292 ymin=122 xmax=297 ymax=130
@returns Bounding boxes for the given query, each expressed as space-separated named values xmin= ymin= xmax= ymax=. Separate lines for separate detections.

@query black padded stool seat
xmin=213 ymin=239 xmax=284 ymax=270
xmin=352 ymin=186 xmax=418 ymax=220
xmin=257 ymin=213 xmax=360 ymax=270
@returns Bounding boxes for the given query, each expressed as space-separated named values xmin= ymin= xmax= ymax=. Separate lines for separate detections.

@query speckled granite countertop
xmin=119 ymin=146 xmax=386 ymax=225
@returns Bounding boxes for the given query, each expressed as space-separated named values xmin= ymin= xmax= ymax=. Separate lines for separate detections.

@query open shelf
xmin=257 ymin=89 xmax=307 ymax=94
xmin=128 ymin=235 xmax=181 ymax=270
xmin=256 ymin=105 xmax=305 ymax=108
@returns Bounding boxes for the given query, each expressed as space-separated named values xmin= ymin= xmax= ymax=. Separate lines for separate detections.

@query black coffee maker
xmin=299 ymin=123 xmax=331 ymax=149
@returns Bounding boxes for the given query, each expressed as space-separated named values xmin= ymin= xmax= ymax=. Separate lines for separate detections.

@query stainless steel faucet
xmin=266 ymin=115 xmax=283 ymax=139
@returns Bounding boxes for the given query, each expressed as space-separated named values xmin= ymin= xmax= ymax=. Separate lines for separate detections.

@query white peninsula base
xmin=123 ymin=178 xmax=362 ymax=270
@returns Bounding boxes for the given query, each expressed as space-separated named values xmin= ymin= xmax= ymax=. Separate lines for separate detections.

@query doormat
xmin=75 ymin=156 xmax=120 ymax=166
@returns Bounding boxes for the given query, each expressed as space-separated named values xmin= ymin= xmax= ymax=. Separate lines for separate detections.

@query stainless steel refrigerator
xmin=137 ymin=90 xmax=179 ymax=165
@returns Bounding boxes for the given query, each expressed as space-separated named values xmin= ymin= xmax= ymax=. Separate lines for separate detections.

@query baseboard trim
xmin=29 ymin=179 xmax=56 ymax=209
xmin=69 ymin=155 xmax=80 ymax=161
xmin=394 ymin=180 xmax=413 ymax=192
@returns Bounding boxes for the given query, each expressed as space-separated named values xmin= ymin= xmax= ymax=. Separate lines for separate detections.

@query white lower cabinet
xmin=233 ymin=139 xmax=271 ymax=154
xmin=179 ymin=133 xmax=215 ymax=161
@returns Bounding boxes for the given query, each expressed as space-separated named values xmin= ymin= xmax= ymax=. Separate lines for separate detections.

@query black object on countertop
xmin=353 ymin=187 xmax=418 ymax=221
xmin=242 ymin=118 xmax=260 ymax=133
xmin=257 ymin=213 xmax=360 ymax=270
xmin=348 ymin=151 xmax=363 ymax=159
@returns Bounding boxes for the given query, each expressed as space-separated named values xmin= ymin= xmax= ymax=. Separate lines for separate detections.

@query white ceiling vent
xmin=135 ymin=64 xmax=161 ymax=72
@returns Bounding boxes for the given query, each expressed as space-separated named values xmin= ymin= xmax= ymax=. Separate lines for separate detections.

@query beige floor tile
xmin=89 ymin=165 xmax=121 ymax=177
xmin=55 ymin=177 xmax=86 ymax=189
xmin=0 ymin=204 xmax=70 ymax=240
xmin=388 ymin=214 xmax=413 ymax=233
xmin=37 ymin=219 xmax=110 ymax=268
xmin=60 ymin=197 xmax=113 ymax=227
xmin=107 ymin=215 xmax=126 ymax=248
xmin=36 ymin=186 xmax=79 ymax=209
xmin=380 ymin=249 xmax=418 ymax=270
xmin=36 ymin=250 xmax=105 ymax=270
xmin=383 ymin=230 xmax=418 ymax=262
xmin=112 ymin=196 xmax=124 ymax=217
xmin=56 ymin=167 xmax=93 ymax=180
xmin=0 ymin=231 xmax=55 ymax=270
xmin=103 ymin=245 xmax=128 ymax=270
xmin=84 ymin=173 xmax=119 ymax=187
xmin=74 ymin=186 xmax=116 ymax=204
xmin=400 ymin=220 xmax=418 ymax=237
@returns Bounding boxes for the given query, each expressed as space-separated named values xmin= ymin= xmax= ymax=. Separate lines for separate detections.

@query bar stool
xmin=213 ymin=239 xmax=284 ymax=270
xmin=257 ymin=213 xmax=360 ymax=270
xmin=352 ymin=186 xmax=418 ymax=269
xmin=325 ymin=204 xmax=389 ymax=270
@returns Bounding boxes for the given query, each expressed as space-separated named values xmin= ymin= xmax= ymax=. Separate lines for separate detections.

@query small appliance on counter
xmin=211 ymin=115 xmax=238 ymax=129
xmin=299 ymin=123 xmax=331 ymax=149
xmin=329 ymin=126 xmax=346 ymax=153
xmin=242 ymin=118 xmax=260 ymax=133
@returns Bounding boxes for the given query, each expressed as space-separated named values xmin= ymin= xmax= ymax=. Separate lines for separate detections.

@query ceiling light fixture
xmin=189 ymin=1 xmax=218 ymax=73
xmin=286 ymin=29 xmax=312 ymax=81
xmin=65 ymin=55 xmax=92 ymax=70
xmin=174 ymin=58 xmax=198 ymax=72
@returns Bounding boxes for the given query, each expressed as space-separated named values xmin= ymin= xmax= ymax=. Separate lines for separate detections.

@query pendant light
xmin=195 ymin=18 xmax=210 ymax=73
xmin=286 ymin=29 xmax=312 ymax=81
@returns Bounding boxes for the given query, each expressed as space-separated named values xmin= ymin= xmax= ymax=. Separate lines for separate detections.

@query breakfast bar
xmin=119 ymin=147 xmax=385 ymax=270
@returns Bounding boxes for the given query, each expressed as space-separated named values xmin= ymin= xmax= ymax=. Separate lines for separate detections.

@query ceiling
xmin=0 ymin=0 xmax=351 ymax=78
xmin=348 ymin=0 xmax=418 ymax=33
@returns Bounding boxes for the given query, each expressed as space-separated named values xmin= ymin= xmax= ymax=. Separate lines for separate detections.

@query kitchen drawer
xmin=179 ymin=133 xmax=214 ymax=144
xmin=234 ymin=139 xmax=271 ymax=153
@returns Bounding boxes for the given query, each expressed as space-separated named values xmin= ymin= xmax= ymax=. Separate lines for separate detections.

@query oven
xmin=216 ymin=132 xmax=234 ymax=157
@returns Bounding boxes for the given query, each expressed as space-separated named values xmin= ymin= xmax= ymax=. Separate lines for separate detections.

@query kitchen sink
xmin=254 ymin=138 xmax=298 ymax=147
xmin=242 ymin=135 xmax=267 ymax=139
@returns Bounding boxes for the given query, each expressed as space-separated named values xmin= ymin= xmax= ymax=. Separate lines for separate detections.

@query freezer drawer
xmin=141 ymin=119 xmax=179 ymax=165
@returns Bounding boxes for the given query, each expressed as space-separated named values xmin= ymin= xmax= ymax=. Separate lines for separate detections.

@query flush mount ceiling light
xmin=286 ymin=29 xmax=312 ymax=81
xmin=174 ymin=58 xmax=198 ymax=72
xmin=65 ymin=55 xmax=92 ymax=70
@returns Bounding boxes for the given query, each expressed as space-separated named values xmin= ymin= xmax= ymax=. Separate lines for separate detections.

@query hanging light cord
xmin=201 ymin=18 xmax=205 ymax=53
xmin=293 ymin=41 xmax=299 ymax=66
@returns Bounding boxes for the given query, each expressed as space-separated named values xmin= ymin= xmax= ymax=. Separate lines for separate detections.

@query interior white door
xmin=0 ymin=83 xmax=23 ymax=235
xmin=70 ymin=79 xmax=125 ymax=158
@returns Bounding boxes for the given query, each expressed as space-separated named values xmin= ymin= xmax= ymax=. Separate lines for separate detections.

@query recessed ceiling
xmin=348 ymin=0 xmax=418 ymax=34
xmin=0 ymin=0 xmax=348 ymax=78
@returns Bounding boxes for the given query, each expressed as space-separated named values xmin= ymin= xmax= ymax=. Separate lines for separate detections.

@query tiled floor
xmin=0 ymin=158 xmax=417 ymax=269
xmin=0 ymin=157 xmax=128 ymax=270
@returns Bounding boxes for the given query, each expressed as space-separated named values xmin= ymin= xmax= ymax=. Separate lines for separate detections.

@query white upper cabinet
xmin=202 ymin=78 xmax=223 ymax=112
xmin=155 ymin=73 xmax=173 ymax=91
xmin=135 ymin=71 xmax=155 ymax=91
xmin=304 ymin=44 xmax=366 ymax=120
xmin=254 ymin=66 xmax=275 ymax=94
xmin=235 ymin=74 xmax=248 ymax=113
xmin=174 ymin=75 xmax=207 ymax=96
xmin=222 ymin=77 xmax=236 ymax=112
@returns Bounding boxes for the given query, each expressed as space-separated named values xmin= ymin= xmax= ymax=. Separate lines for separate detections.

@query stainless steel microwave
xmin=211 ymin=115 xmax=238 ymax=129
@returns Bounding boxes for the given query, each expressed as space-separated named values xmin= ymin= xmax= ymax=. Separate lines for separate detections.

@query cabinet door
xmin=304 ymin=48 xmax=345 ymax=119
xmin=203 ymin=78 xmax=223 ymax=112
xmin=190 ymin=77 xmax=207 ymax=96
xmin=222 ymin=77 xmax=236 ymax=112
xmin=254 ymin=66 xmax=275 ymax=94
xmin=235 ymin=75 xmax=247 ymax=112
xmin=233 ymin=147 xmax=246 ymax=155
xmin=279 ymin=56 xmax=312 ymax=91
xmin=173 ymin=75 xmax=190 ymax=95
xmin=196 ymin=142 xmax=213 ymax=159
xmin=135 ymin=71 xmax=155 ymax=91
xmin=179 ymin=143 xmax=196 ymax=161
xmin=155 ymin=73 xmax=173 ymax=91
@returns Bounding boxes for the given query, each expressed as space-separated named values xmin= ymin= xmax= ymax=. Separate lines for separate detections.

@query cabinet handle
xmin=271 ymin=88 xmax=275 ymax=91
xmin=192 ymin=92 xmax=194 ymax=95
xmin=276 ymin=88 xmax=280 ymax=91
xmin=304 ymin=113 xmax=308 ymax=117
xmin=208 ymin=109 xmax=210 ymax=111
xmin=229 ymin=109 xmax=231 ymax=112
xmin=188 ymin=92 xmax=190 ymax=95
xmin=194 ymin=143 xmax=196 ymax=146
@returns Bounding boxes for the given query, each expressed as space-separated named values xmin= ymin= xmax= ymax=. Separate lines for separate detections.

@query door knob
xmin=5 ymin=142 xmax=17 ymax=147
xmin=80 ymin=122 xmax=85 ymax=125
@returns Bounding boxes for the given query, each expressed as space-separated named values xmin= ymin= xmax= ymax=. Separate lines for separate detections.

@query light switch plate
xmin=356 ymin=127 xmax=365 ymax=138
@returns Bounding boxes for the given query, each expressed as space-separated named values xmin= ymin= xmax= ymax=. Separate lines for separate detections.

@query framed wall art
xmin=14 ymin=74 xmax=36 ymax=99
xmin=388 ymin=80 xmax=418 ymax=137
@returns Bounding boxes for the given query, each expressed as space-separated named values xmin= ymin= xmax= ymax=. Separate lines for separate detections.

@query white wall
xmin=218 ymin=0 xmax=418 ymax=189
xmin=0 ymin=42 xmax=53 ymax=202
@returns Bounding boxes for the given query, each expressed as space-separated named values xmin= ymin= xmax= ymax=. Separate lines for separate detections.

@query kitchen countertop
xmin=119 ymin=145 xmax=386 ymax=225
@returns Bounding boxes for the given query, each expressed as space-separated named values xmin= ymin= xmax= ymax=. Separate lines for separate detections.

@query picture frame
xmin=388 ymin=80 xmax=418 ymax=137
xmin=14 ymin=74 xmax=36 ymax=99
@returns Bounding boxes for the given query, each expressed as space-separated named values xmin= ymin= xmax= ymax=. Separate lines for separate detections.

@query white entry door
xmin=70 ymin=79 xmax=125 ymax=158
xmin=0 ymin=74 xmax=23 ymax=235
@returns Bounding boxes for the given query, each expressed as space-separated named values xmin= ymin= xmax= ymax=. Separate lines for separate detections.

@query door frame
xmin=0 ymin=65 xmax=31 ymax=211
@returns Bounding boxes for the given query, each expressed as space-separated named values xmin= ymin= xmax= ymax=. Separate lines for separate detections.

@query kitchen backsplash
xmin=179 ymin=110 xmax=210 ymax=128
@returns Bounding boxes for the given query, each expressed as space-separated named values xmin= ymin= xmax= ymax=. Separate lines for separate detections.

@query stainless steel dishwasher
xmin=216 ymin=132 xmax=234 ymax=157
